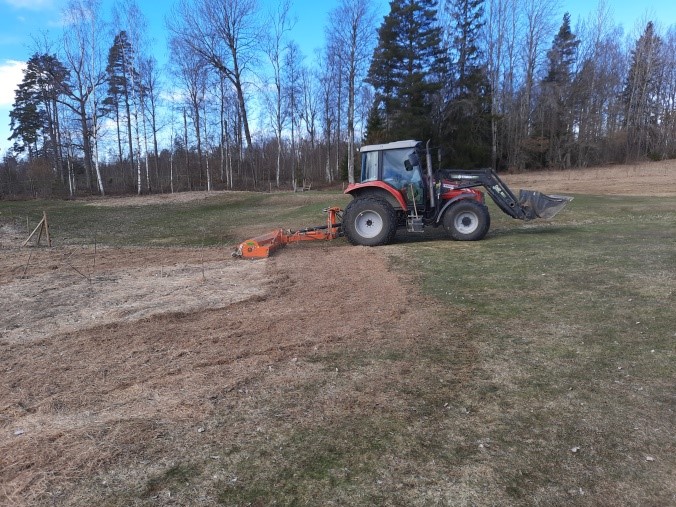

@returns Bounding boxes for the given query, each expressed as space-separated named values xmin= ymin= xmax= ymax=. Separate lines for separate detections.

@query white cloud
xmin=0 ymin=60 xmax=25 ymax=107
xmin=4 ymin=0 xmax=54 ymax=10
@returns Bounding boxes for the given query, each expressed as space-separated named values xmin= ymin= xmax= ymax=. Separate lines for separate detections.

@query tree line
xmin=2 ymin=0 xmax=676 ymax=198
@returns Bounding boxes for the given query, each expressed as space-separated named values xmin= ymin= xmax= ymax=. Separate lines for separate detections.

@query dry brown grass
xmin=2 ymin=243 xmax=468 ymax=505
xmin=502 ymin=159 xmax=676 ymax=196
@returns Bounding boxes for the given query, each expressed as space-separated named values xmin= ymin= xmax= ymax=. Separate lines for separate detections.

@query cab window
xmin=382 ymin=148 xmax=424 ymax=206
xmin=361 ymin=151 xmax=379 ymax=182
xmin=382 ymin=148 xmax=410 ymax=187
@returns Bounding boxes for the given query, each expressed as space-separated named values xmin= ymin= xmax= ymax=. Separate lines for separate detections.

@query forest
xmin=2 ymin=0 xmax=676 ymax=197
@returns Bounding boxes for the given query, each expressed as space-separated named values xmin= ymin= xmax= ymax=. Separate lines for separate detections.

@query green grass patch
xmin=0 ymin=191 xmax=351 ymax=247
xmin=386 ymin=194 xmax=675 ymax=505
xmin=216 ymin=419 xmax=392 ymax=505
xmin=142 ymin=463 xmax=201 ymax=499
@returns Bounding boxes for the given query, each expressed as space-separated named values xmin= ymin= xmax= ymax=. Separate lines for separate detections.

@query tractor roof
xmin=359 ymin=140 xmax=421 ymax=153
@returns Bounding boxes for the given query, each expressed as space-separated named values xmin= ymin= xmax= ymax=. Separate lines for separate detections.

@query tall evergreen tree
xmin=105 ymin=31 xmax=140 ymax=180
xmin=444 ymin=0 xmax=491 ymax=167
xmin=366 ymin=0 xmax=447 ymax=143
xmin=8 ymin=78 xmax=44 ymax=159
xmin=544 ymin=13 xmax=578 ymax=85
xmin=623 ymin=21 xmax=663 ymax=160
xmin=9 ymin=53 xmax=69 ymax=170
xmin=536 ymin=12 xmax=579 ymax=167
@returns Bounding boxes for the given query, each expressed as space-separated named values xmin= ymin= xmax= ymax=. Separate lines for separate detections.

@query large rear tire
xmin=343 ymin=197 xmax=397 ymax=246
xmin=443 ymin=200 xmax=490 ymax=241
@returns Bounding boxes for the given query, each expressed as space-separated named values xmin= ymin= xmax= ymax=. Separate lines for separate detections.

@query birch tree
xmin=61 ymin=0 xmax=107 ymax=195
xmin=263 ymin=0 xmax=293 ymax=187
xmin=168 ymin=0 xmax=260 ymax=153
xmin=112 ymin=0 xmax=151 ymax=193
xmin=518 ymin=0 xmax=558 ymax=168
xmin=327 ymin=0 xmax=377 ymax=184
xmin=284 ymin=42 xmax=303 ymax=189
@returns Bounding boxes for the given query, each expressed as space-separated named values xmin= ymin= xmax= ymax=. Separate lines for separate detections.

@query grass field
xmin=388 ymin=194 xmax=675 ymax=505
xmin=1 ymin=175 xmax=674 ymax=506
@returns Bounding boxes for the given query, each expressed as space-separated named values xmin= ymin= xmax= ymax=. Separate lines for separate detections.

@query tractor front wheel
xmin=443 ymin=200 xmax=490 ymax=241
xmin=343 ymin=197 xmax=397 ymax=246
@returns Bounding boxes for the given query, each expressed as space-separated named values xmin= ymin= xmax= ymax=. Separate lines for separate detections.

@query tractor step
xmin=406 ymin=216 xmax=425 ymax=233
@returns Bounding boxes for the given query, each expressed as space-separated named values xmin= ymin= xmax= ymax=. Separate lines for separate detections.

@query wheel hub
xmin=455 ymin=211 xmax=478 ymax=234
xmin=355 ymin=210 xmax=383 ymax=239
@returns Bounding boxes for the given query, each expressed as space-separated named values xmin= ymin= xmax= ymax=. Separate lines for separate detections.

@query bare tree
xmin=216 ymin=73 xmax=237 ymax=189
xmin=139 ymin=56 xmax=162 ymax=189
xmin=484 ymin=0 xmax=512 ymax=168
xmin=263 ymin=0 xmax=293 ymax=187
xmin=300 ymin=67 xmax=319 ymax=150
xmin=518 ymin=0 xmax=558 ymax=168
xmin=170 ymin=39 xmax=209 ymax=189
xmin=284 ymin=42 xmax=303 ymax=189
xmin=659 ymin=26 xmax=676 ymax=158
xmin=570 ymin=0 xmax=622 ymax=165
xmin=61 ymin=0 xmax=107 ymax=195
xmin=623 ymin=21 xmax=663 ymax=160
xmin=168 ymin=0 xmax=260 ymax=154
xmin=112 ymin=0 xmax=152 ymax=194
xmin=300 ymin=66 xmax=320 ymax=178
xmin=327 ymin=0 xmax=377 ymax=184
xmin=317 ymin=47 xmax=340 ymax=182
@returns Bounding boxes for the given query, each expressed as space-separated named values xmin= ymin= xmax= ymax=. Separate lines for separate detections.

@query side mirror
xmin=406 ymin=152 xmax=420 ymax=171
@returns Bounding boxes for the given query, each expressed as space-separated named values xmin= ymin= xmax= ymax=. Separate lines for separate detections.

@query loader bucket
xmin=518 ymin=190 xmax=573 ymax=220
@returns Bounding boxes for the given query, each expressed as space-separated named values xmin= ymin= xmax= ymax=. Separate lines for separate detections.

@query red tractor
xmin=233 ymin=140 xmax=571 ymax=258
xmin=341 ymin=140 xmax=571 ymax=246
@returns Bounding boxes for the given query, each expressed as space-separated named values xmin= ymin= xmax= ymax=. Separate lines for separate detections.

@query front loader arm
xmin=439 ymin=168 xmax=571 ymax=220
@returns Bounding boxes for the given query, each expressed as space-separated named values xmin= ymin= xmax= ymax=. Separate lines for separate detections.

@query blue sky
xmin=0 ymin=0 xmax=675 ymax=155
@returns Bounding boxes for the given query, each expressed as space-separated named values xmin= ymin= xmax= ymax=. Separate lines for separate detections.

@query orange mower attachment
xmin=232 ymin=207 xmax=342 ymax=259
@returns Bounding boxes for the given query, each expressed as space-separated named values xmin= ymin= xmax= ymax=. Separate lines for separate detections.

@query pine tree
xmin=544 ymin=13 xmax=578 ymax=85
xmin=9 ymin=53 xmax=69 ymax=167
xmin=536 ymin=12 xmax=579 ymax=167
xmin=623 ymin=22 xmax=663 ymax=160
xmin=8 ymin=82 xmax=44 ymax=158
xmin=366 ymin=0 xmax=447 ymax=143
xmin=444 ymin=0 xmax=491 ymax=167
xmin=105 ymin=31 xmax=140 ymax=179
xmin=364 ymin=102 xmax=386 ymax=144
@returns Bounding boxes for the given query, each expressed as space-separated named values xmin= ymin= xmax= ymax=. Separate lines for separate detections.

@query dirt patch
xmin=0 ymin=247 xmax=269 ymax=344
xmin=0 ymin=222 xmax=25 ymax=249
xmin=0 ymin=242 xmax=452 ymax=505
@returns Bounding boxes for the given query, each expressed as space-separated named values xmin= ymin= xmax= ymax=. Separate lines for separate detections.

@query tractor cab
xmin=358 ymin=140 xmax=427 ymax=213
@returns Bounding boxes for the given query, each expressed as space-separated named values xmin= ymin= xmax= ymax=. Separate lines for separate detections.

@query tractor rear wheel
xmin=443 ymin=200 xmax=490 ymax=241
xmin=343 ymin=197 xmax=397 ymax=246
